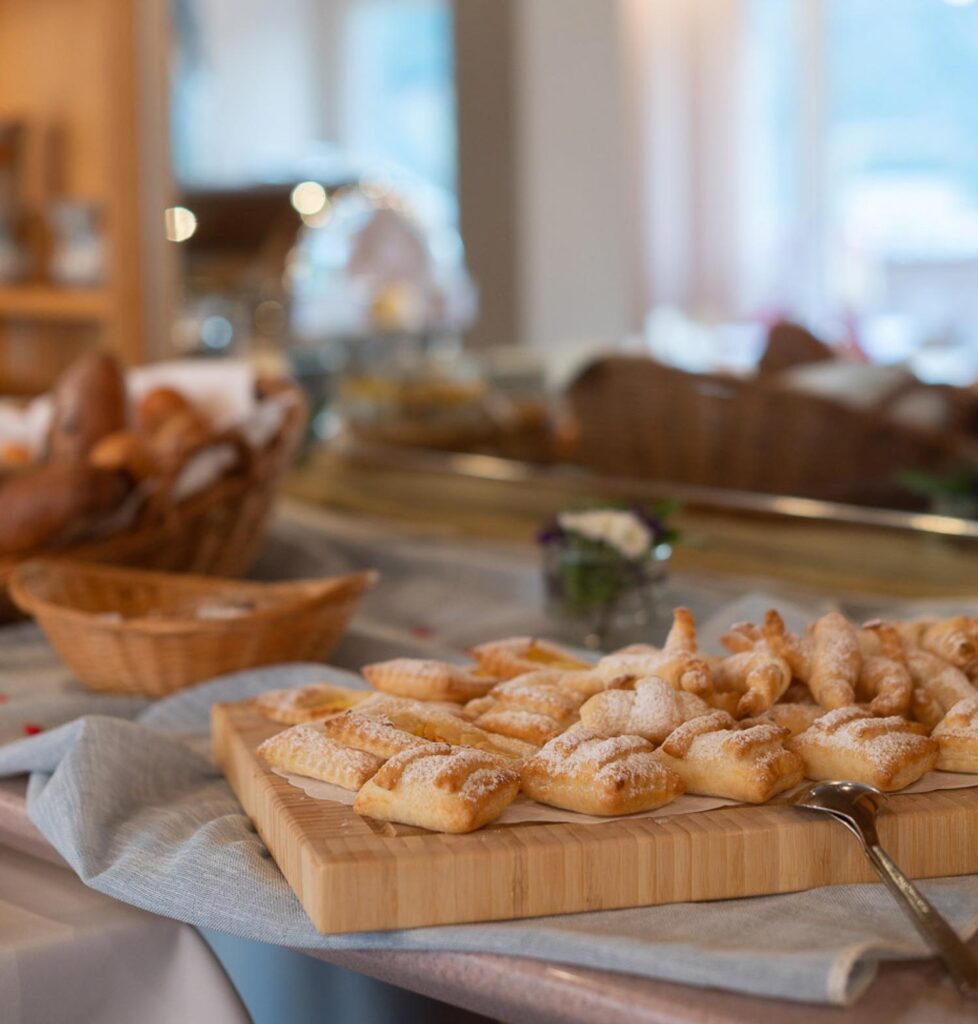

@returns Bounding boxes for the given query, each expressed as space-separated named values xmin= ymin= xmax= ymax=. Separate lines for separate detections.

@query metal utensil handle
xmin=865 ymin=843 xmax=978 ymax=998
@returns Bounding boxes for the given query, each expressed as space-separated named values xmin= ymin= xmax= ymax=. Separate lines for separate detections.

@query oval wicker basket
xmin=0 ymin=378 xmax=308 ymax=621
xmin=9 ymin=560 xmax=378 ymax=696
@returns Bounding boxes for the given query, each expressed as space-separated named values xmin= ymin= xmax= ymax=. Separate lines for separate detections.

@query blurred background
xmin=4 ymin=0 xmax=978 ymax=515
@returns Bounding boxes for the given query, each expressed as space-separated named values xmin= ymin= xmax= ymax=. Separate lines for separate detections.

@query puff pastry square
xmin=469 ymin=637 xmax=591 ymax=680
xmin=353 ymin=744 xmax=521 ymax=833
xmin=249 ymin=682 xmax=369 ymax=724
xmin=520 ymin=728 xmax=685 ymax=816
xmin=932 ymin=697 xmax=978 ymax=774
xmin=578 ymin=676 xmax=711 ymax=743
xmin=257 ymin=724 xmax=383 ymax=790
xmin=465 ymin=672 xmax=585 ymax=745
xmin=357 ymin=696 xmax=537 ymax=760
xmin=361 ymin=658 xmax=497 ymax=703
xmin=787 ymin=707 xmax=938 ymax=791
xmin=655 ymin=712 xmax=804 ymax=803
xmin=321 ymin=710 xmax=433 ymax=758
xmin=353 ymin=692 xmax=468 ymax=719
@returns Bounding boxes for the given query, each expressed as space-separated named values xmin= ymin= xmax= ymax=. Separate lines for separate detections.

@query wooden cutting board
xmin=213 ymin=701 xmax=978 ymax=935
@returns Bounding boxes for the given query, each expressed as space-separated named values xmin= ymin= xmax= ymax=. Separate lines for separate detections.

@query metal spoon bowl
xmin=792 ymin=779 xmax=978 ymax=998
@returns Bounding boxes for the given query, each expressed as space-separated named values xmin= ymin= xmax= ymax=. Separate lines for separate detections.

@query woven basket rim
xmin=9 ymin=560 xmax=378 ymax=637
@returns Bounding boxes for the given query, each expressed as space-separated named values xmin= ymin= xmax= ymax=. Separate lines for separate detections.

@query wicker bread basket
xmin=0 ymin=378 xmax=308 ymax=620
xmin=9 ymin=560 xmax=377 ymax=696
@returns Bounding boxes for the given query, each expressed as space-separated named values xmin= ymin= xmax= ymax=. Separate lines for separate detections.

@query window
xmin=744 ymin=0 xmax=978 ymax=381
xmin=170 ymin=0 xmax=456 ymax=203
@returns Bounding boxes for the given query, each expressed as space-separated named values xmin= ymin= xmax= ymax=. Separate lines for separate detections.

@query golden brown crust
xmin=361 ymin=658 xmax=497 ymax=703
xmin=353 ymin=744 xmax=520 ymax=832
xmin=0 ymin=462 xmax=129 ymax=556
xmin=357 ymin=694 xmax=537 ymax=759
xmin=655 ymin=713 xmax=804 ymax=803
xmin=468 ymin=637 xmax=591 ymax=679
xmin=712 ymin=650 xmax=792 ymax=718
xmin=48 ymin=351 xmax=127 ymax=461
xmin=806 ymin=612 xmax=860 ymax=709
xmin=257 ymin=724 xmax=383 ymax=789
xmin=89 ymin=431 xmax=160 ymax=480
xmin=905 ymin=648 xmax=978 ymax=714
xmin=520 ymin=729 xmax=685 ymax=816
xmin=919 ymin=618 xmax=978 ymax=677
xmin=321 ymin=711 xmax=433 ymax=758
xmin=663 ymin=607 xmax=698 ymax=654
xmin=249 ymin=683 xmax=370 ymax=725
xmin=596 ymin=650 xmax=713 ymax=698
xmin=579 ymin=676 xmax=711 ymax=743
xmin=760 ymin=609 xmax=812 ymax=679
xmin=135 ymin=386 xmax=195 ymax=435
xmin=932 ymin=697 xmax=978 ymax=773
xmin=554 ymin=669 xmax=632 ymax=698
xmin=787 ymin=707 xmax=938 ymax=791
xmin=857 ymin=623 xmax=912 ymax=717
xmin=746 ymin=702 xmax=825 ymax=738
xmin=464 ymin=671 xmax=584 ymax=745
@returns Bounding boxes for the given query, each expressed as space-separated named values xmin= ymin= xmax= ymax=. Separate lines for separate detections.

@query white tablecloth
xmin=0 ymin=846 xmax=248 ymax=1024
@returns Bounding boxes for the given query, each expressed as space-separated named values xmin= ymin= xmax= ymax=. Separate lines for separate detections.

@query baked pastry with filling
xmin=787 ymin=706 xmax=938 ymax=791
xmin=578 ymin=675 xmax=710 ymax=743
xmin=249 ymin=682 xmax=369 ymax=725
xmin=931 ymin=697 xmax=978 ymax=773
xmin=353 ymin=744 xmax=520 ymax=833
xmin=362 ymin=658 xmax=497 ymax=703
xmin=257 ymin=723 xmax=383 ymax=789
xmin=520 ymin=728 xmax=685 ymax=816
xmin=654 ymin=711 xmax=803 ymax=803
xmin=321 ymin=710 xmax=434 ymax=758
xmin=464 ymin=672 xmax=585 ymax=745
xmin=468 ymin=637 xmax=591 ymax=679
xmin=356 ymin=697 xmax=537 ymax=759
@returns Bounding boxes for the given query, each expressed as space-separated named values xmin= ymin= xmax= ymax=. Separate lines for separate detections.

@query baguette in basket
xmin=0 ymin=352 xmax=307 ymax=616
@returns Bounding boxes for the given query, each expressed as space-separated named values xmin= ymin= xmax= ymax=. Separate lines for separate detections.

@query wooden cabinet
xmin=0 ymin=0 xmax=174 ymax=394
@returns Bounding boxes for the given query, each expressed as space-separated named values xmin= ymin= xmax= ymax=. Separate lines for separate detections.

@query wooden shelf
xmin=0 ymin=285 xmax=112 ymax=322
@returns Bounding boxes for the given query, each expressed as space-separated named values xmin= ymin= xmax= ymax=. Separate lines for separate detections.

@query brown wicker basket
xmin=567 ymin=356 xmax=957 ymax=508
xmin=0 ymin=378 xmax=308 ymax=620
xmin=9 ymin=560 xmax=377 ymax=696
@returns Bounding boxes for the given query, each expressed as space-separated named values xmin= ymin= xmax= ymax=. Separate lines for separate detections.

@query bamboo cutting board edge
xmin=212 ymin=701 xmax=978 ymax=934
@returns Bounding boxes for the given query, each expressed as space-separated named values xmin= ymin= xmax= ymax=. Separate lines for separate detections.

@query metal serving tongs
xmin=792 ymin=780 xmax=978 ymax=998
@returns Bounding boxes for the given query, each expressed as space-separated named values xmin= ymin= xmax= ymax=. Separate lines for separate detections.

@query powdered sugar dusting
xmin=794 ymin=708 xmax=935 ymax=773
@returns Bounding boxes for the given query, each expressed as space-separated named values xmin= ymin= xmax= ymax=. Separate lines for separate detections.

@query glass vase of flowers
xmin=538 ymin=504 xmax=678 ymax=649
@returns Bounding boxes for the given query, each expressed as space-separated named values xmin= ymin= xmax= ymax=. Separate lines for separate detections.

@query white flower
xmin=557 ymin=509 xmax=652 ymax=560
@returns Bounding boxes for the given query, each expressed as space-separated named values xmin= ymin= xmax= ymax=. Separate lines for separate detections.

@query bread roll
xmin=48 ymin=352 xmax=127 ymax=461
xmin=0 ymin=462 xmax=128 ymax=555
xmin=135 ymin=387 xmax=194 ymax=435
xmin=146 ymin=408 xmax=214 ymax=471
xmin=90 ymin=431 xmax=159 ymax=480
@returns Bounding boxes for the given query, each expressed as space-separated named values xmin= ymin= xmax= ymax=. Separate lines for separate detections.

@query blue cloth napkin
xmin=1 ymin=663 xmax=977 ymax=1006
